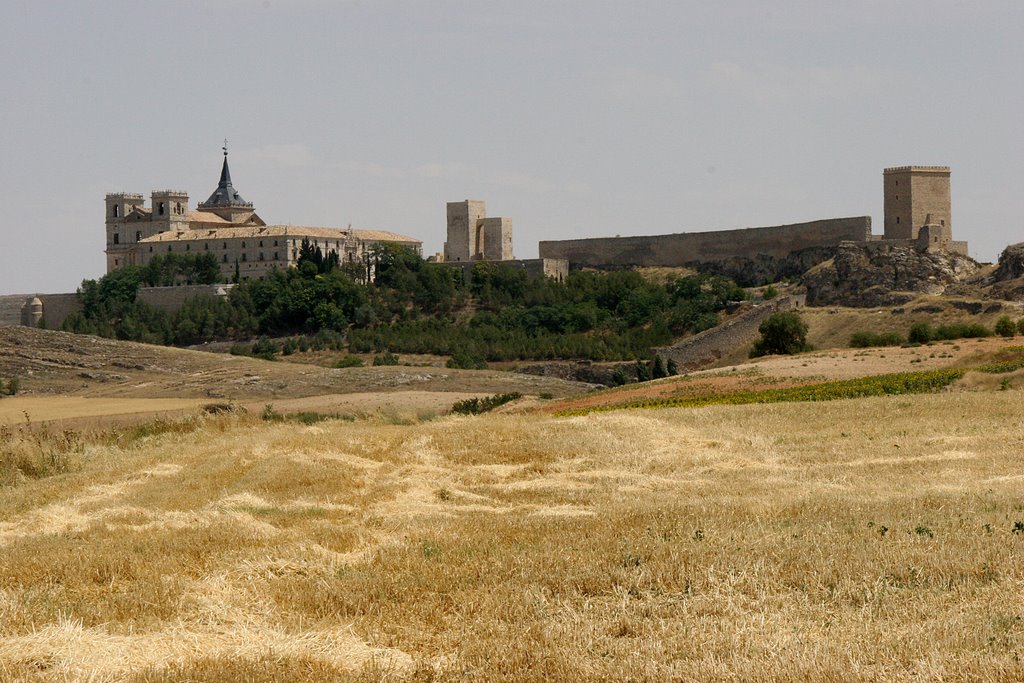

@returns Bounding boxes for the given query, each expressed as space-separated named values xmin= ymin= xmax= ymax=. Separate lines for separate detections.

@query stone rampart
xmin=538 ymin=217 xmax=872 ymax=269
xmin=653 ymin=294 xmax=805 ymax=372
xmin=0 ymin=294 xmax=84 ymax=329
xmin=137 ymin=284 xmax=234 ymax=312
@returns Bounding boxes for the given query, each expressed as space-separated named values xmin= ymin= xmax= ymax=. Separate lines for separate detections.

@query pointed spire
xmin=198 ymin=139 xmax=252 ymax=210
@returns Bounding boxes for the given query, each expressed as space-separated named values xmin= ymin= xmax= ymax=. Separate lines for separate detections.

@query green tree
xmin=908 ymin=322 xmax=934 ymax=344
xmin=750 ymin=311 xmax=810 ymax=358
xmin=994 ymin=316 xmax=1017 ymax=338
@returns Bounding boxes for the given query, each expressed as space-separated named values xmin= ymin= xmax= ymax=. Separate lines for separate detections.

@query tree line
xmin=63 ymin=241 xmax=746 ymax=362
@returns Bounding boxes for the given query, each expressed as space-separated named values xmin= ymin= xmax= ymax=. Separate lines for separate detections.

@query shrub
xmin=333 ymin=355 xmax=364 ymax=368
xmin=635 ymin=359 xmax=651 ymax=382
xmin=1019 ymin=319 xmax=1024 ymax=335
xmin=850 ymin=331 xmax=904 ymax=348
xmin=995 ymin=316 xmax=1017 ymax=338
xmin=750 ymin=311 xmax=809 ymax=358
xmin=373 ymin=352 xmax=400 ymax=366
xmin=934 ymin=323 xmax=990 ymax=340
xmin=762 ymin=285 xmax=778 ymax=300
xmin=446 ymin=350 xmax=487 ymax=370
xmin=451 ymin=392 xmax=522 ymax=415
xmin=251 ymin=337 xmax=280 ymax=360
xmin=908 ymin=322 xmax=934 ymax=344
xmin=651 ymin=356 xmax=667 ymax=379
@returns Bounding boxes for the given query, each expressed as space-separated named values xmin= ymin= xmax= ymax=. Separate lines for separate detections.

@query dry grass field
xmin=2 ymin=388 xmax=1023 ymax=681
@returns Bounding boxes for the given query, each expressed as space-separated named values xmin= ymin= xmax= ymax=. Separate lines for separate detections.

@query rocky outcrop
xmin=804 ymin=242 xmax=980 ymax=307
xmin=988 ymin=242 xmax=1024 ymax=300
xmin=687 ymin=246 xmax=837 ymax=287
xmin=993 ymin=243 xmax=1024 ymax=281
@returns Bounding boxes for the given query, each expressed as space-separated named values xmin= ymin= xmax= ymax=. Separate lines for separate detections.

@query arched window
xmin=135 ymin=231 xmax=141 ymax=241
xmin=112 ymin=205 xmax=120 ymax=218
xmin=158 ymin=202 xmax=165 ymax=216
xmin=113 ymin=233 xmax=119 ymax=244
xmin=223 ymin=254 xmax=228 ymax=263
xmin=175 ymin=203 xmax=182 ymax=215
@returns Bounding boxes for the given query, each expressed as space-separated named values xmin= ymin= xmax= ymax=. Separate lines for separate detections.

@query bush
xmin=995 ymin=316 xmax=1017 ymax=338
xmin=373 ymin=352 xmax=400 ymax=366
xmin=1019 ymin=319 xmax=1024 ymax=335
xmin=762 ymin=285 xmax=778 ymax=300
xmin=750 ymin=311 xmax=810 ymax=358
xmin=850 ymin=331 xmax=904 ymax=348
xmin=251 ymin=337 xmax=280 ymax=360
xmin=447 ymin=350 xmax=487 ymax=370
xmin=908 ymin=322 xmax=934 ymax=344
xmin=934 ymin=323 xmax=990 ymax=340
xmin=451 ymin=392 xmax=522 ymax=415
xmin=333 ymin=355 xmax=364 ymax=368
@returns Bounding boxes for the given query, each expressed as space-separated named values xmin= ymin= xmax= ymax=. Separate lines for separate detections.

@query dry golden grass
xmin=1 ymin=392 xmax=1023 ymax=681
xmin=0 ymin=397 xmax=207 ymax=426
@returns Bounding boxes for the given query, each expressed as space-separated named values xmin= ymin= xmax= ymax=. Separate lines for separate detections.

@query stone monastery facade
xmin=105 ymin=149 xmax=421 ymax=280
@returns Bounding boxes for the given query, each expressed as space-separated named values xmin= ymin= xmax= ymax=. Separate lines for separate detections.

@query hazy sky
xmin=2 ymin=0 xmax=1022 ymax=294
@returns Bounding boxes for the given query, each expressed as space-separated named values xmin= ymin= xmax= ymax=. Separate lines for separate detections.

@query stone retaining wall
xmin=653 ymin=294 xmax=806 ymax=372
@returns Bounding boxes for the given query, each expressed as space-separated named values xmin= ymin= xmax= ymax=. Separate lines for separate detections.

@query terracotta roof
xmin=186 ymin=211 xmax=230 ymax=223
xmin=138 ymin=224 xmax=420 ymax=244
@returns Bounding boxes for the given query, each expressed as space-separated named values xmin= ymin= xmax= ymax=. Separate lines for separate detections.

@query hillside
xmin=0 ymin=327 xmax=594 ymax=425
xmin=544 ymin=336 xmax=1024 ymax=414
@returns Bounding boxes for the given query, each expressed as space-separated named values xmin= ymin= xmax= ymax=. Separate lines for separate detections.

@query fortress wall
xmin=653 ymin=294 xmax=806 ymax=372
xmin=138 ymin=284 xmax=234 ymax=312
xmin=538 ymin=217 xmax=872 ymax=268
xmin=0 ymin=294 xmax=82 ymax=329
xmin=40 ymin=294 xmax=84 ymax=329
xmin=0 ymin=296 xmax=29 ymax=326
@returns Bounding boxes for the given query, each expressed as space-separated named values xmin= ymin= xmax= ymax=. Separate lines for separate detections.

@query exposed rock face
xmin=688 ymin=246 xmax=838 ymax=287
xmin=993 ymin=243 xmax=1024 ymax=281
xmin=989 ymin=242 xmax=1024 ymax=300
xmin=804 ymin=242 xmax=980 ymax=307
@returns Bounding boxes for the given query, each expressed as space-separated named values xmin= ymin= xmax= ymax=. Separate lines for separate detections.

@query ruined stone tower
xmin=883 ymin=166 xmax=951 ymax=241
xmin=443 ymin=200 xmax=513 ymax=262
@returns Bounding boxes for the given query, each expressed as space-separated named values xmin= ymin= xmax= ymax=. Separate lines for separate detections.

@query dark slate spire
xmin=198 ymin=140 xmax=253 ymax=210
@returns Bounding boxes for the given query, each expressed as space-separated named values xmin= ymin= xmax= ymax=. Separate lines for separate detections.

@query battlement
xmin=883 ymin=166 xmax=950 ymax=174
xmin=105 ymin=192 xmax=144 ymax=200
xmin=152 ymin=190 xmax=189 ymax=196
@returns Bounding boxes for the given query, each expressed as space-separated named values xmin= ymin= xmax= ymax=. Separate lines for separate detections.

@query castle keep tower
xmin=444 ymin=200 xmax=513 ymax=262
xmin=883 ymin=166 xmax=951 ymax=241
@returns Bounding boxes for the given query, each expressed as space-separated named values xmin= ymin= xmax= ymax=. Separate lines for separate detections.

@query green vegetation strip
xmin=560 ymin=358 xmax=1024 ymax=416
xmin=557 ymin=368 xmax=969 ymax=415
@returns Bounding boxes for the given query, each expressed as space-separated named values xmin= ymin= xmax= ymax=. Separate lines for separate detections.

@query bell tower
xmin=105 ymin=192 xmax=143 ymax=272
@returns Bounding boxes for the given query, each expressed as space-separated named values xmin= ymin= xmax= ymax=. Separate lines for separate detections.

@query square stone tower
xmin=444 ymin=200 xmax=487 ymax=262
xmin=444 ymin=201 xmax=515 ymax=262
xmin=883 ymin=166 xmax=951 ymax=240
xmin=480 ymin=216 xmax=513 ymax=261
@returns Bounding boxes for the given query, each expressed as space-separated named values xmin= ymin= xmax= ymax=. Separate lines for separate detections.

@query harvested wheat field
xmin=1 ymin=390 xmax=1023 ymax=681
